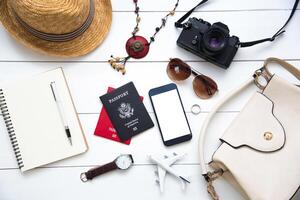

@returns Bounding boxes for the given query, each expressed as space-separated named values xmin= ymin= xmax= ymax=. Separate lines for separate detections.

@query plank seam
xmin=111 ymin=9 xmax=300 ymax=13
xmin=0 ymin=59 xmax=300 ymax=63
xmin=0 ymin=163 xmax=201 ymax=170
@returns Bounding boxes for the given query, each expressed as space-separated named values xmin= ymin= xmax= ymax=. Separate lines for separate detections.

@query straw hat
xmin=0 ymin=0 xmax=112 ymax=57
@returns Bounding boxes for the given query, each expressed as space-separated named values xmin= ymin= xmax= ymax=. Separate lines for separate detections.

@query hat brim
xmin=0 ymin=0 xmax=112 ymax=57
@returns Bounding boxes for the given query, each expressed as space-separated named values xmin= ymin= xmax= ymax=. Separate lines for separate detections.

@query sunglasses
xmin=167 ymin=58 xmax=218 ymax=99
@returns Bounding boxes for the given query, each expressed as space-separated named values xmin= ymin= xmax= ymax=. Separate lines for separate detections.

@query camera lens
xmin=209 ymin=37 xmax=222 ymax=48
xmin=203 ymin=28 xmax=228 ymax=54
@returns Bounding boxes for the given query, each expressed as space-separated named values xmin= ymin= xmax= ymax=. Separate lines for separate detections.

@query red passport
xmin=94 ymin=87 xmax=143 ymax=145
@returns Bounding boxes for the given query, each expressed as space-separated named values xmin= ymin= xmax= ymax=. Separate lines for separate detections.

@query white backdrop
xmin=0 ymin=0 xmax=299 ymax=199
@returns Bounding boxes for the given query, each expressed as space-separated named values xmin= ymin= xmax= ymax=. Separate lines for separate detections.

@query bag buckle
xmin=253 ymin=67 xmax=272 ymax=90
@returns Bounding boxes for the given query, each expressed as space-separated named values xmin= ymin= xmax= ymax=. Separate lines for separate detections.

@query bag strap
xmin=262 ymin=57 xmax=300 ymax=81
xmin=175 ymin=0 xmax=299 ymax=48
xmin=199 ymin=57 xmax=300 ymax=175
xmin=199 ymin=58 xmax=300 ymax=199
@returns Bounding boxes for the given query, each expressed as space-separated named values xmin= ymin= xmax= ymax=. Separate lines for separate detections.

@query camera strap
xmin=175 ymin=0 xmax=299 ymax=48
xmin=174 ymin=0 xmax=208 ymax=28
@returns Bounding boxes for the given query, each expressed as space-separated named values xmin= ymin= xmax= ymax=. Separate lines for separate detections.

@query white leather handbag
xmin=199 ymin=58 xmax=300 ymax=200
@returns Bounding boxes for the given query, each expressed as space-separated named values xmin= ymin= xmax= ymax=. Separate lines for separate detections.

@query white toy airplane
xmin=149 ymin=152 xmax=190 ymax=193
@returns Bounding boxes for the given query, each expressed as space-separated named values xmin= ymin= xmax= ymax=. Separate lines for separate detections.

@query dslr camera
xmin=177 ymin=17 xmax=240 ymax=69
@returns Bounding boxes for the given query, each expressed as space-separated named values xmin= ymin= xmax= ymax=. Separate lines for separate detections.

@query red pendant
xmin=125 ymin=36 xmax=150 ymax=59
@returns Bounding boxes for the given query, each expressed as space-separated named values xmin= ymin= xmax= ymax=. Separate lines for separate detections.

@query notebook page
xmin=1 ymin=68 xmax=87 ymax=172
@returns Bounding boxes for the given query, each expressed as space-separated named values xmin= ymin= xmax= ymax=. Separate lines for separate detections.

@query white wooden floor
xmin=0 ymin=0 xmax=299 ymax=199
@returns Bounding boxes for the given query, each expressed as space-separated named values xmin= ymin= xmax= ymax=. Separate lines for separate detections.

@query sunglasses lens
xmin=167 ymin=59 xmax=191 ymax=81
xmin=193 ymin=75 xmax=218 ymax=99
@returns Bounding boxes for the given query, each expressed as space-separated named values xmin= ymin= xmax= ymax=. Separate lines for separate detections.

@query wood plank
xmin=0 ymin=165 xmax=245 ymax=200
xmin=111 ymin=0 xmax=296 ymax=11
xmin=0 ymin=10 xmax=299 ymax=61
xmin=0 ymin=112 xmax=237 ymax=168
xmin=0 ymin=61 xmax=299 ymax=114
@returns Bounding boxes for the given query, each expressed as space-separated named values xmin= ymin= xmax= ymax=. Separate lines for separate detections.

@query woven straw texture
xmin=0 ymin=0 xmax=112 ymax=57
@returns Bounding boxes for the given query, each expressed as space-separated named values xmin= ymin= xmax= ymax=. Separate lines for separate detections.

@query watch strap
xmin=84 ymin=161 xmax=118 ymax=181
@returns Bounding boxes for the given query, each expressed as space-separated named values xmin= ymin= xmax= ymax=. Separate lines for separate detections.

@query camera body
xmin=177 ymin=17 xmax=240 ymax=69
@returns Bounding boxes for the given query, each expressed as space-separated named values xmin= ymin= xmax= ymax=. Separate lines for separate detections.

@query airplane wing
xmin=164 ymin=153 xmax=186 ymax=166
xmin=157 ymin=165 xmax=167 ymax=193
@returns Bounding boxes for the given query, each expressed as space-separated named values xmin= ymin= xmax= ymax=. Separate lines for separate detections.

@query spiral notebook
xmin=0 ymin=68 xmax=88 ymax=172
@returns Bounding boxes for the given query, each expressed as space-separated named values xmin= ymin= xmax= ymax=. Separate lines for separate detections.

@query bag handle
xmin=199 ymin=57 xmax=300 ymax=175
xmin=198 ymin=58 xmax=300 ymax=199
xmin=198 ymin=77 xmax=253 ymax=175
xmin=262 ymin=57 xmax=300 ymax=81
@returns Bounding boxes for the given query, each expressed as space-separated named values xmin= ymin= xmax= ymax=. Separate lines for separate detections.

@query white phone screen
xmin=151 ymin=89 xmax=190 ymax=141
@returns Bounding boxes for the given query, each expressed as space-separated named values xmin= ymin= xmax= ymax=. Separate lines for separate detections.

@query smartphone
xmin=149 ymin=83 xmax=192 ymax=146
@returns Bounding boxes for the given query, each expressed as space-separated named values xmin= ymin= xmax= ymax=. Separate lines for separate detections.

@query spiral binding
xmin=0 ymin=89 xmax=24 ymax=169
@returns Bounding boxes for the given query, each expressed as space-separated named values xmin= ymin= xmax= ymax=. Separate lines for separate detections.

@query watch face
xmin=115 ymin=154 xmax=134 ymax=170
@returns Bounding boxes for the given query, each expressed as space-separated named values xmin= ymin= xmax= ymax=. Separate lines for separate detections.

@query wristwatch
xmin=80 ymin=154 xmax=134 ymax=182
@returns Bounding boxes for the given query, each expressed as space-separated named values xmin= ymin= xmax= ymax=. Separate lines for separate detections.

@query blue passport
xmin=100 ymin=82 xmax=154 ymax=141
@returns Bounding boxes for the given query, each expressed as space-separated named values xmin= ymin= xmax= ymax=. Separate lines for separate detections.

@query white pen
xmin=50 ymin=81 xmax=72 ymax=145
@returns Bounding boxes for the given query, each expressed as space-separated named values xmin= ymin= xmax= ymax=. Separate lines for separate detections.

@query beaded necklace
xmin=109 ymin=0 xmax=180 ymax=74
